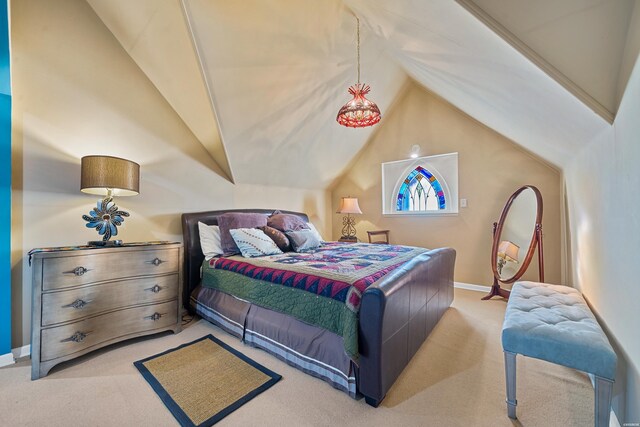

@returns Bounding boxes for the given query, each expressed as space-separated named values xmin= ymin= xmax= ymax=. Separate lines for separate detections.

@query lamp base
xmin=87 ymin=240 xmax=124 ymax=247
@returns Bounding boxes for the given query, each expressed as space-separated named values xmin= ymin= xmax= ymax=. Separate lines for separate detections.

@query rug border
xmin=134 ymin=334 xmax=282 ymax=427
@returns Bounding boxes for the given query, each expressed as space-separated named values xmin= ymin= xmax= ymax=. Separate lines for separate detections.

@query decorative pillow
xmin=267 ymin=210 xmax=309 ymax=232
xmin=259 ymin=225 xmax=291 ymax=252
xmin=198 ymin=222 xmax=223 ymax=260
xmin=286 ymin=229 xmax=321 ymax=253
xmin=218 ymin=212 xmax=268 ymax=256
xmin=230 ymin=228 xmax=283 ymax=258
xmin=306 ymin=222 xmax=325 ymax=243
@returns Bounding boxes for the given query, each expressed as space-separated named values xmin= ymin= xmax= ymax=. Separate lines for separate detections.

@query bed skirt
xmin=190 ymin=286 xmax=357 ymax=397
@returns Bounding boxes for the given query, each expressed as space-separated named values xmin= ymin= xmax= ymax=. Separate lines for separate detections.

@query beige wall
xmin=12 ymin=3 xmax=636 ymax=422
xmin=565 ymin=55 xmax=640 ymax=422
xmin=9 ymin=0 xmax=330 ymax=347
xmin=331 ymin=81 xmax=562 ymax=287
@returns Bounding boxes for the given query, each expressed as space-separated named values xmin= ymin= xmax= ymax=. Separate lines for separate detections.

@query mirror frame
xmin=483 ymin=185 xmax=544 ymax=300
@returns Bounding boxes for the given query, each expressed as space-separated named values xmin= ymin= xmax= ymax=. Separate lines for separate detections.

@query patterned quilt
xmin=202 ymin=242 xmax=428 ymax=360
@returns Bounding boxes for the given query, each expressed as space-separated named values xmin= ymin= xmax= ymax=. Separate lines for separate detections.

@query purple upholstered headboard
xmin=180 ymin=209 xmax=309 ymax=311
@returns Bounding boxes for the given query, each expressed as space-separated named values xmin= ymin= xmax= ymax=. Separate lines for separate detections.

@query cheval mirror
xmin=482 ymin=185 xmax=544 ymax=300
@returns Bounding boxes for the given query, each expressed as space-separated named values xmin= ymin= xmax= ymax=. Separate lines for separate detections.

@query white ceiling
xmin=88 ymin=0 xmax=640 ymax=188
xmin=460 ymin=0 xmax=637 ymax=120
xmin=346 ymin=0 xmax=611 ymax=168
xmin=182 ymin=0 xmax=405 ymax=189
xmin=87 ymin=0 xmax=235 ymax=182
xmin=89 ymin=0 xmax=406 ymax=189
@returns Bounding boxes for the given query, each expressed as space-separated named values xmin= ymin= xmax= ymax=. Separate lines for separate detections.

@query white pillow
xmin=229 ymin=228 xmax=283 ymax=258
xmin=306 ymin=222 xmax=325 ymax=243
xmin=198 ymin=222 xmax=224 ymax=260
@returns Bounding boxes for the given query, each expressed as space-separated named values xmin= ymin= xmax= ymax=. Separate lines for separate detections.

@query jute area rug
xmin=134 ymin=334 xmax=281 ymax=427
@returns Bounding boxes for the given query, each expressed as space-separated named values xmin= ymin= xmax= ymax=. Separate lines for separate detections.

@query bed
xmin=182 ymin=209 xmax=456 ymax=407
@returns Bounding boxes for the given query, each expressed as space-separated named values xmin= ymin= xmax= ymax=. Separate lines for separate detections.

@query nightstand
xmin=29 ymin=242 xmax=182 ymax=379
xmin=338 ymin=237 xmax=358 ymax=243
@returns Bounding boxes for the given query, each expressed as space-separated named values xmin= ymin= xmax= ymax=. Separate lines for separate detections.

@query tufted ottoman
xmin=501 ymin=281 xmax=617 ymax=427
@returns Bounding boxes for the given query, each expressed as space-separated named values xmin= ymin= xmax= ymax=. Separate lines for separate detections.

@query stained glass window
xmin=382 ymin=153 xmax=457 ymax=215
xmin=396 ymin=166 xmax=446 ymax=211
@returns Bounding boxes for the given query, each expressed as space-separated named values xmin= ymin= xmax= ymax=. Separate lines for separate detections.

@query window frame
xmin=381 ymin=152 xmax=459 ymax=217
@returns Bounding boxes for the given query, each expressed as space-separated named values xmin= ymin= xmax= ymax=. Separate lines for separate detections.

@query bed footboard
xmin=358 ymin=247 xmax=456 ymax=407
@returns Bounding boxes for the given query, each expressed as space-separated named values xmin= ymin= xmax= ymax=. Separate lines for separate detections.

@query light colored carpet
xmin=0 ymin=289 xmax=593 ymax=426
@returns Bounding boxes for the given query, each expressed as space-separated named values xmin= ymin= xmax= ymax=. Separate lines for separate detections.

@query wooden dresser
xmin=30 ymin=242 xmax=182 ymax=379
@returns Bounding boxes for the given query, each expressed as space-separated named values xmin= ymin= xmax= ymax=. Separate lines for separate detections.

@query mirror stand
xmin=482 ymin=222 xmax=512 ymax=300
xmin=482 ymin=185 xmax=545 ymax=301
xmin=482 ymin=278 xmax=513 ymax=300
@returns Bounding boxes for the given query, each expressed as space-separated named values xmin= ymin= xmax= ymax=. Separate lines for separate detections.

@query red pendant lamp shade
xmin=337 ymin=17 xmax=381 ymax=128
xmin=337 ymin=84 xmax=381 ymax=128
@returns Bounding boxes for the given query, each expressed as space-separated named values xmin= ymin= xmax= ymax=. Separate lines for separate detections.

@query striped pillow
xmin=229 ymin=228 xmax=283 ymax=258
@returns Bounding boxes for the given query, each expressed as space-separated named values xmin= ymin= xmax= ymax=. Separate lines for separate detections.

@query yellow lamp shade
xmin=498 ymin=240 xmax=520 ymax=263
xmin=80 ymin=155 xmax=140 ymax=196
xmin=337 ymin=197 xmax=363 ymax=214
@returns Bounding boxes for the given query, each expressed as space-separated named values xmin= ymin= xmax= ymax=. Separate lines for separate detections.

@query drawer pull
xmin=61 ymin=331 xmax=90 ymax=343
xmin=146 ymin=284 xmax=162 ymax=293
xmin=145 ymin=312 xmax=163 ymax=321
xmin=64 ymin=266 xmax=91 ymax=276
xmin=62 ymin=299 xmax=90 ymax=309
xmin=146 ymin=258 xmax=165 ymax=267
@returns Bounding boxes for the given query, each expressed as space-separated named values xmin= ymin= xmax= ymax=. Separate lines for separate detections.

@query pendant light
xmin=337 ymin=17 xmax=381 ymax=128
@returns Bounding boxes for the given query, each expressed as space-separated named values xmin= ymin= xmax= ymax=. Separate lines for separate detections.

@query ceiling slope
xmin=346 ymin=0 xmax=611 ymax=168
xmin=87 ymin=0 xmax=234 ymax=182
xmin=182 ymin=0 xmax=406 ymax=188
xmin=90 ymin=0 xmax=406 ymax=190
xmin=89 ymin=0 xmax=629 ymax=184
xmin=459 ymin=0 xmax=636 ymax=121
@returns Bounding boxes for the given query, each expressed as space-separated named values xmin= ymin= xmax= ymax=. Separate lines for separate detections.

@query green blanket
xmin=202 ymin=266 xmax=359 ymax=359
xmin=201 ymin=242 xmax=427 ymax=360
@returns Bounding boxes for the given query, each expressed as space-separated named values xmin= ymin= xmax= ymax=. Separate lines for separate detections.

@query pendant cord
xmin=356 ymin=16 xmax=360 ymax=85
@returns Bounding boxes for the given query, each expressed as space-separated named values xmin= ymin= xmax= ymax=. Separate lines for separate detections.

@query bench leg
xmin=594 ymin=376 xmax=613 ymax=427
xmin=504 ymin=351 xmax=517 ymax=419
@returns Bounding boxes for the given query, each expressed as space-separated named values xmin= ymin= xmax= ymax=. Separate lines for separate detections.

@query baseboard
xmin=0 ymin=344 xmax=31 ymax=368
xmin=454 ymin=282 xmax=491 ymax=293
xmin=12 ymin=344 xmax=30 ymax=359
xmin=0 ymin=352 xmax=14 ymax=367
xmin=610 ymin=409 xmax=621 ymax=427
xmin=588 ymin=372 xmax=596 ymax=387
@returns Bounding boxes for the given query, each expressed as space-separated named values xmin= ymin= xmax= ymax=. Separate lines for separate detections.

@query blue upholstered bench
xmin=501 ymin=281 xmax=617 ymax=427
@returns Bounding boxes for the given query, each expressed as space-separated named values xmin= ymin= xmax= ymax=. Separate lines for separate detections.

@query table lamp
xmin=80 ymin=155 xmax=140 ymax=246
xmin=497 ymin=240 xmax=519 ymax=275
xmin=337 ymin=196 xmax=363 ymax=240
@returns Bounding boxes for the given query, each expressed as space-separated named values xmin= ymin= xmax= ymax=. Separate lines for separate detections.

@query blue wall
xmin=0 ymin=0 xmax=11 ymax=356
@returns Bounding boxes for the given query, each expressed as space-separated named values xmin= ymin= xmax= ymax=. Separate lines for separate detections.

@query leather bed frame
xmin=182 ymin=209 xmax=456 ymax=407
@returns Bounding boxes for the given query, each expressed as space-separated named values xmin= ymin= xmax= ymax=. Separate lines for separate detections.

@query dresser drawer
xmin=41 ymin=247 xmax=179 ymax=291
xmin=41 ymin=274 xmax=179 ymax=326
xmin=40 ymin=300 xmax=178 ymax=362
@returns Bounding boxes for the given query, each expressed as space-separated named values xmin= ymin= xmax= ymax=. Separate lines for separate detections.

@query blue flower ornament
xmin=82 ymin=197 xmax=130 ymax=241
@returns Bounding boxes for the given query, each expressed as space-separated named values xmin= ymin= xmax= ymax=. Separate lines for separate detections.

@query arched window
xmin=396 ymin=166 xmax=445 ymax=211
xmin=381 ymin=153 xmax=458 ymax=216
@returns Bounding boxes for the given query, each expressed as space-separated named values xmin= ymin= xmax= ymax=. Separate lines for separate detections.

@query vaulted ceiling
xmin=88 ymin=0 xmax=640 ymax=189
xmin=458 ymin=0 xmax=638 ymax=121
